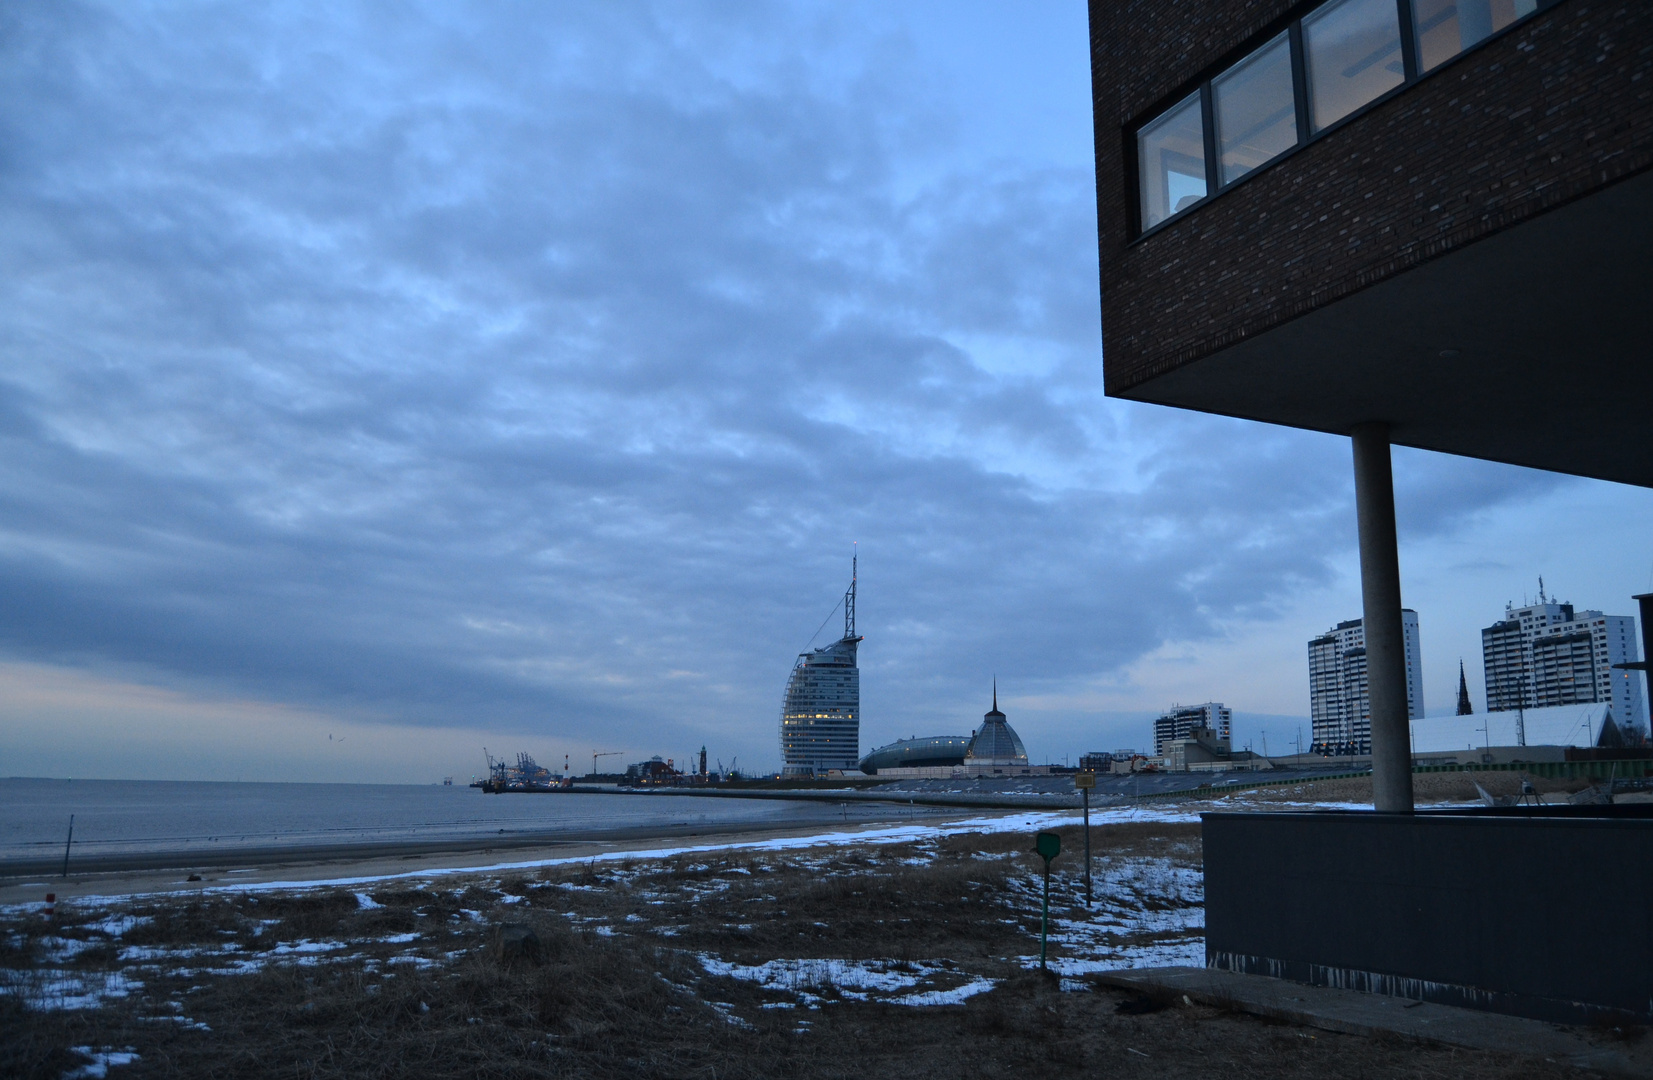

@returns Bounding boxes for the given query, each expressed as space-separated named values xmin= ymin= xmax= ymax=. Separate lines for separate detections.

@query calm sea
xmin=0 ymin=777 xmax=902 ymax=864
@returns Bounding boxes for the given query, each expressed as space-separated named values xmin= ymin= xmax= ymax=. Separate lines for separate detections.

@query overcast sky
xmin=4 ymin=1 xmax=1651 ymax=783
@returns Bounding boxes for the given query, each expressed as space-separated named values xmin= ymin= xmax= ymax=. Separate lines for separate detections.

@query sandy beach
xmin=0 ymin=805 xmax=1005 ymax=907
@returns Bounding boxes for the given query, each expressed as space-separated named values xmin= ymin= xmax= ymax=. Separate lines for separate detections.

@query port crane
xmin=591 ymin=750 xmax=623 ymax=778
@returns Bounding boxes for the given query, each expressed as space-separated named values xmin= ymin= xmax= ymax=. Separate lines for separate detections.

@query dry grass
xmin=0 ymin=824 xmax=1589 ymax=1079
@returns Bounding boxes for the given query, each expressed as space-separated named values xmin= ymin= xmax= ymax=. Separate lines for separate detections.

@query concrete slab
xmin=1094 ymin=966 xmax=1650 ymax=1077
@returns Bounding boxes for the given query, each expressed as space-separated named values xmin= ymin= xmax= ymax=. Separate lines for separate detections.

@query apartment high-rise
xmin=1308 ymin=612 xmax=1422 ymax=755
xmin=1480 ymin=586 xmax=1645 ymax=734
xmin=1153 ymin=702 xmax=1232 ymax=758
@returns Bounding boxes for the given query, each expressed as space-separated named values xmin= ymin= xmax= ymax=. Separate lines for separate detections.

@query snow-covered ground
xmin=2 ymin=802 xmax=1233 ymax=1027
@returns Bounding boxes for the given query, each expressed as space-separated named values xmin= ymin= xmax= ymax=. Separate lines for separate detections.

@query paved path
xmin=1095 ymin=966 xmax=1650 ymax=1076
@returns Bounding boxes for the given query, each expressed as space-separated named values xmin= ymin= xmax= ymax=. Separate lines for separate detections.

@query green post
xmin=1075 ymin=772 xmax=1096 ymax=905
xmin=1034 ymin=831 xmax=1061 ymax=969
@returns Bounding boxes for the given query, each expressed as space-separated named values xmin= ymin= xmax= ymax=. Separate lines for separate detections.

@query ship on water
xmin=779 ymin=553 xmax=862 ymax=777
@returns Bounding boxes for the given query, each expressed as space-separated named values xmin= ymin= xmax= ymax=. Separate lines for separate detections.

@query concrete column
xmin=1351 ymin=422 xmax=1414 ymax=813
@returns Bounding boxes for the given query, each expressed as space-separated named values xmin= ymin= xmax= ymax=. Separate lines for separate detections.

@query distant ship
xmin=780 ymin=553 xmax=862 ymax=777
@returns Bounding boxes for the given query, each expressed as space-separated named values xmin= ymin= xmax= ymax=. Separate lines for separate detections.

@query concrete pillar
xmin=1351 ymin=423 xmax=1414 ymax=813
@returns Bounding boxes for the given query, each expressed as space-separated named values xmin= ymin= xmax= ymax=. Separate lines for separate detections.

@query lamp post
xmin=1075 ymin=772 xmax=1095 ymax=905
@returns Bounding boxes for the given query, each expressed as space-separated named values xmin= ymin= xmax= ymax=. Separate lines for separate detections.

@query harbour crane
xmin=591 ymin=750 xmax=624 ymax=778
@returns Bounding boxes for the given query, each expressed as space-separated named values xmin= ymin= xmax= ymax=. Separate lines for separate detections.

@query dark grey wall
xmin=1089 ymin=0 xmax=1653 ymax=394
xmin=1203 ymin=809 xmax=1653 ymax=1023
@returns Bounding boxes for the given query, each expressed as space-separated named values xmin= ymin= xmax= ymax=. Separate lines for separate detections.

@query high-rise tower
xmin=1480 ymin=584 xmax=1645 ymax=733
xmin=779 ymin=552 xmax=862 ymax=776
xmin=1307 ymin=611 xmax=1423 ymax=755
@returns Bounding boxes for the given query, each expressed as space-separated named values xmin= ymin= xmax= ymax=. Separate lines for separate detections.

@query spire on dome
xmin=966 ymin=680 xmax=1026 ymax=765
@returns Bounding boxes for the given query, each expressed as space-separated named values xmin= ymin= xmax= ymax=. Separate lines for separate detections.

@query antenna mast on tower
xmin=844 ymin=544 xmax=857 ymax=641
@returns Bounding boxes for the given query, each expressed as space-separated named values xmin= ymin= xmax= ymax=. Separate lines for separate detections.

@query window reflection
xmin=1414 ymin=0 xmax=1539 ymax=72
xmin=1214 ymin=32 xmax=1298 ymax=185
xmin=1138 ymin=92 xmax=1208 ymax=229
xmin=1304 ymin=0 xmax=1405 ymax=132
xmin=1132 ymin=0 xmax=1548 ymax=236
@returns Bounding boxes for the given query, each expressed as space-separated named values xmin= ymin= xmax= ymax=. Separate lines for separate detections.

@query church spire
xmin=1456 ymin=659 xmax=1473 ymax=715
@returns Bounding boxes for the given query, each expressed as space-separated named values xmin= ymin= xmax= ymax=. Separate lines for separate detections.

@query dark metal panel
xmin=1203 ymin=810 xmax=1653 ymax=1022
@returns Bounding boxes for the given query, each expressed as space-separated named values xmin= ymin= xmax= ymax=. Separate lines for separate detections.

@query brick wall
xmin=1090 ymin=0 xmax=1653 ymax=394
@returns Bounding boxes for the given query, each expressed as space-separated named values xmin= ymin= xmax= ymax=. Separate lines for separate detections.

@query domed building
xmin=963 ymin=684 xmax=1029 ymax=767
xmin=859 ymin=683 xmax=1038 ymax=777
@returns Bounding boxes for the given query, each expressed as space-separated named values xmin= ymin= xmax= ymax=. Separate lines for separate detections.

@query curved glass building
xmin=857 ymin=735 xmax=971 ymax=775
xmin=780 ymin=555 xmax=862 ymax=776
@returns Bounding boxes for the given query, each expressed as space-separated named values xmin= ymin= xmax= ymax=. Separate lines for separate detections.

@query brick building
xmin=1086 ymin=0 xmax=1653 ymax=1021
xmin=1088 ymin=0 xmax=1651 ymax=486
xmin=1089 ymin=0 xmax=1651 ymax=810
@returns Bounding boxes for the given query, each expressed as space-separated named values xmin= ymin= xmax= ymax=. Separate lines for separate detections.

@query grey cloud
xmin=0 ymin=2 xmax=1577 ymax=765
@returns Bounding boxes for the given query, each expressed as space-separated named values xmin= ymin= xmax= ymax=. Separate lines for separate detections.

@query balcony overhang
xmin=1115 ymin=167 xmax=1653 ymax=488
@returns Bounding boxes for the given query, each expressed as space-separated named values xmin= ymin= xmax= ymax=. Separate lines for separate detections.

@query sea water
xmin=0 ymin=777 xmax=896 ymax=863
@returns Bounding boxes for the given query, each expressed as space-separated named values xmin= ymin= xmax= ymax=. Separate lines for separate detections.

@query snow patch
xmin=62 ymin=1046 xmax=139 ymax=1079
xmin=698 ymin=955 xmax=997 ymax=1007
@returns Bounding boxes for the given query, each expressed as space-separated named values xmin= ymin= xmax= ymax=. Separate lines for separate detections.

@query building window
xmin=1137 ymin=92 xmax=1208 ymax=230
xmin=1303 ymin=0 xmax=1406 ymax=131
xmin=1213 ymin=32 xmax=1298 ymax=184
xmin=1413 ymin=0 xmax=1539 ymax=72
xmin=1131 ymin=0 xmax=1552 ymax=235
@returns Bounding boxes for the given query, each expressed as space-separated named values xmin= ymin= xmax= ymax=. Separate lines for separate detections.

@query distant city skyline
xmin=2 ymin=3 xmax=1651 ymax=783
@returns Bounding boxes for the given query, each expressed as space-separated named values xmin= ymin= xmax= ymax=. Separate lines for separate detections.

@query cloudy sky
xmin=4 ymin=1 xmax=1650 ymax=783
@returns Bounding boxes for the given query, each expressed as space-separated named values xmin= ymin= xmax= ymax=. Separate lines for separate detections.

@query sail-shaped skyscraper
xmin=779 ymin=554 xmax=862 ymax=777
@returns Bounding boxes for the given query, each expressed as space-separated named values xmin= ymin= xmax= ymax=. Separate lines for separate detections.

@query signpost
xmin=1075 ymin=772 xmax=1095 ymax=904
xmin=1034 ymin=830 xmax=1061 ymax=969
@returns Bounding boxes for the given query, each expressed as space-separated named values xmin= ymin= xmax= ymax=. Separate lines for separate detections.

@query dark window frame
xmin=1128 ymin=0 xmax=1567 ymax=242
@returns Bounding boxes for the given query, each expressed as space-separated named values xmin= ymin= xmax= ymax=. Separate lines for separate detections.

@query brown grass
xmin=0 ymin=825 xmax=1585 ymax=1079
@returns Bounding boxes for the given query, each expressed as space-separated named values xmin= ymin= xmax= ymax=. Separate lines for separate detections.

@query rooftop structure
xmin=963 ymin=684 xmax=1028 ymax=767
xmin=1410 ymin=702 xmax=1622 ymax=755
xmin=779 ymin=554 xmax=863 ymax=777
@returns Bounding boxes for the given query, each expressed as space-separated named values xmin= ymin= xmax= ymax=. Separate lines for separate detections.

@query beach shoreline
xmin=0 ymin=805 xmax=1018 ymax=905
